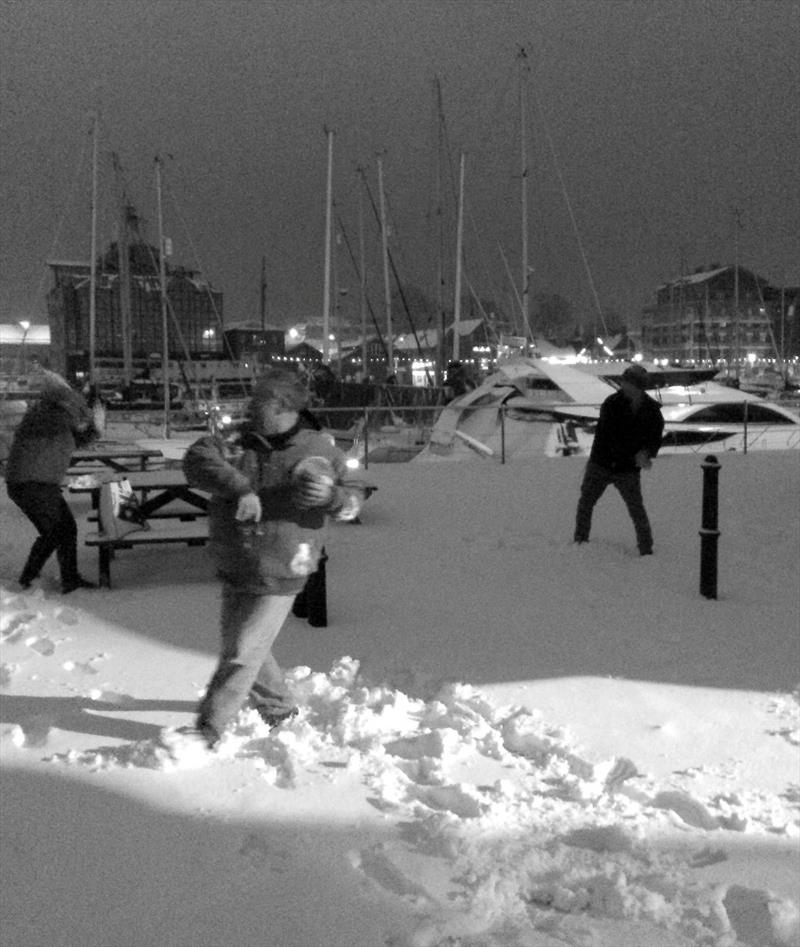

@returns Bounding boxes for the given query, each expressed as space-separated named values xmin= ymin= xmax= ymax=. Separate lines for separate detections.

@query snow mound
xmin=40 ymin=657 xmax=799 ymax=946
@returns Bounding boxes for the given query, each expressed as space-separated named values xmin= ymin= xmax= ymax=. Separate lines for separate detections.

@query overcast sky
xmin=1 ymin=0 xmax=798 ymax=338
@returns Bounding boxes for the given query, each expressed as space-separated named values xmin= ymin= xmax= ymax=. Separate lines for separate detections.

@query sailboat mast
xmin=733 ymin=208 xmax=741 ymax=380
xmin=452 ymin=151 xmax=466 ymax=363
xmin=88 ymin=113 xmax=99 ymax=387
xmin=377 ymin=155 xmax=393 ymax=372
xmin=113 ymin=153 xmax=134 ymax=390
xmin=519 ymin=48 xmax=531 ymax=345
xmin=358 ymin=185 xmax=368 ymax=379
xmin=434 ymin=76 xmax=446 ymax=385
xmin=260 ymin=255 xmax=267 ymax=331
xmin=322 ymin=127 xmax=334 ymax=364
xmin=155 ymin=155 xmax=171 ymax=438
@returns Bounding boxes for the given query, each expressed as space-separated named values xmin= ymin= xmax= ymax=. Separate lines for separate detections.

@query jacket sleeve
xmin=183 ymin=435 xmax=253 ymax=499
xmin=326 ymin=455 xmax=366 ymax=522
xmin=644 ymin=402 xmax=665 ymax=458
xmin=66 ymin=392 xmax=102 ymax=447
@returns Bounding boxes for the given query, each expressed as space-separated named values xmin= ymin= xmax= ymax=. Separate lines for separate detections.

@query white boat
xmin=657 ymin=396 xmax=800 ymax=453
xmin=415 ymin=357 xmax=800 ymax=461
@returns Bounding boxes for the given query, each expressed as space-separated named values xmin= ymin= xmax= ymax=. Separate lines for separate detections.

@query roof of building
xmin=657 ymin=265 xmax=769 ymax=291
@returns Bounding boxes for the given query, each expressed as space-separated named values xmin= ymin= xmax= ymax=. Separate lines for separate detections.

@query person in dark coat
xmin=573 ymin=364 xmax=665 ymax=556
xmin=6 ymin=377 xmax=103 ymax=592
xmin=182 ymin=368 xmax=365 ymax=747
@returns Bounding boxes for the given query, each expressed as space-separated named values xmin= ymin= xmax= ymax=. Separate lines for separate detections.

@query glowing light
xmin=345 ymin=457 xmax=360 ymax=469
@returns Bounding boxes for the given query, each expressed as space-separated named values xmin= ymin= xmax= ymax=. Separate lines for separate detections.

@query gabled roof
xmin=446 ymin=318 xmax=484 ymax=337
xmin=657 ymin=265 xmax=767 ymax=291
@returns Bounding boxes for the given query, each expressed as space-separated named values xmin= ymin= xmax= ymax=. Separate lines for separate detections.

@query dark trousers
xmin=291 ymin=548 xmax=328 ymax=627
xmin=574 ymin=461 xmax=654 ymax=554
xmin=7 ymin=481 xmax=80 ymax=584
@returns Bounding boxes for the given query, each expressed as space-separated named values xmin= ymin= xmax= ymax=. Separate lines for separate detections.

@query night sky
xmin=1 ymin=0 xmax=798 ymax=339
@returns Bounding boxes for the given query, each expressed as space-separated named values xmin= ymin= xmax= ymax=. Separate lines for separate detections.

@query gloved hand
xmin=235 ymin=492 xmax=262 ymax=522
xmin=293 ymin=475 xmax=334 ymax=510
xmin=635 ymin=449 xmax=652 ymax=470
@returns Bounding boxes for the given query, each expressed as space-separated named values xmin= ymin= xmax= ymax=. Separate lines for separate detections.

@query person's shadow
xmin=0 ymin=693 xmax=195 ymax=745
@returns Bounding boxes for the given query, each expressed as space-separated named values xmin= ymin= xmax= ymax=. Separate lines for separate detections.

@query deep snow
xmin=1 ymin=449 xmax=798 ymax=947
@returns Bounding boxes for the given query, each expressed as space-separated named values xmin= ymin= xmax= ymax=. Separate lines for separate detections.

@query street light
xmin=18 ymin=320 xmax=30 ymax=373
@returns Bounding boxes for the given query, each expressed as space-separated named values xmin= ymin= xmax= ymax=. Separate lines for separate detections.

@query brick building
xmin=46 ymin=240 xmax=224 ymax=385
xmin=641 ymin=265 xmax=797 ymax=365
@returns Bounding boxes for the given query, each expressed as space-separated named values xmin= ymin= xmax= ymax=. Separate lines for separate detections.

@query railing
xmin=308 ymin=403 xmax=800 ymax=467
xmin=59 ymin=400 xmax=800 ymax=469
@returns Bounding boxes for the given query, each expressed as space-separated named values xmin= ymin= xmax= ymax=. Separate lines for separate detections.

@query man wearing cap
xmin=573 ymin=363 xmax=664 ymax=556
xmin=182 ymin=368 xmax=365 ymax=748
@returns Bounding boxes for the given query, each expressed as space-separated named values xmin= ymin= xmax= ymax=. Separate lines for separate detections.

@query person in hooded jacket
xmin=6 ymin=378 xmax=103 ymax=592
xmin=182 ymin=368 xmax=365 ymax=747
xmin=573 ymin=363 xmax=664 ymax=556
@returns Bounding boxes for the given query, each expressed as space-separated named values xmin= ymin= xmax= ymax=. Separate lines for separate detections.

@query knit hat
xmin=620 ymin=364 xmax=650 ymax=390
xmin=249 ymin=368 xmax=309 ymax=411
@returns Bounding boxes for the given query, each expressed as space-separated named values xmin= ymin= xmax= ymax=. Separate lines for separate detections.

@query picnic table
xmin=71 ymin=469 xmax=375 ymax=588
xmin=68 ymin=468 xmax=208 ymax=517
xmin=70 ymin=443 xmax=163 ymax=472
xmin=69 ymin=469 xmax=210 ymax=587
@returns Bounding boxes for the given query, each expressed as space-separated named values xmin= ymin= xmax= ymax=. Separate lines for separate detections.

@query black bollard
xmin=699 ymin=455 xmax=721 ymax=599
xmin=292 ymin=548 xmax=328 ymax=627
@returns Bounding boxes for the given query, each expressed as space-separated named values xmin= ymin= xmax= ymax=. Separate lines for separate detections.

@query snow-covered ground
xmin=1 ymin=450 xmax=798 ymax=947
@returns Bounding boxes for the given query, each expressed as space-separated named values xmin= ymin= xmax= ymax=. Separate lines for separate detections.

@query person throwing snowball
xmin=573 ymin=363 xmax=664 ymax=556
xmin=182 ymin=368 xmax=365 ymax=748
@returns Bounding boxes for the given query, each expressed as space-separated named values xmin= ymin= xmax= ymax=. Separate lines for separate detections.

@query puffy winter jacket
xmin=589 ymin=390 xmax=664 ymax=473
xmin=183 ymin=423 xmax=364 ymax=594
xmin=6 ymin=386 xmax=100 ymax=484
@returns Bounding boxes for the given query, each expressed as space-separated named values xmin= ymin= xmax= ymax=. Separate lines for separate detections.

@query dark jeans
xmin=7 ymin=481 xmax=80 ymax=584
xmin=574 ymin=461 xmax=654 ymax=554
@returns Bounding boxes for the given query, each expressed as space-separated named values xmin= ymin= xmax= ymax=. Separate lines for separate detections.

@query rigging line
xmin=130 ymin=167 xmax=216 ymax=405
xmin=753 ymin=273 xmax=784 ymax=372
xmin=498 ymin=243 xmax=528 ymax=339
xmin=133 ymin=215 xmax=200 ymax=402
xmin=161 ymin=168 xmax=223 ymax=330
xmin=161 ymin=167 xmax=248 ymax=396
xmin=334 ymin=211 xmax=387 ymax=355
xmin=462 ymin=272 xmax=500 ymax=345
xmin=528 ymin=88 xmax=609 ymax=338
xmin=359 ymin=167 xmax=433 ymax=380
xmin=381 ymin=179 xmax=417 ymax=286
xmin=439 ymin=98 xmax=513 ymax=327
xmin=462 ymin=177 xmax=509 ymax=320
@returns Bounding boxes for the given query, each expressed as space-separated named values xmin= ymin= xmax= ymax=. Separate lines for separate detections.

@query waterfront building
xmin=640 ymin=265 xmax=797 ymax=366
xmin=46 ymin=239 xmax=224 ymax=386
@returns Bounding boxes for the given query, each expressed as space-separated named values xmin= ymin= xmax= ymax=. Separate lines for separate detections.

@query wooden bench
xmin=85 ymin=520 xmax=209 ymax=588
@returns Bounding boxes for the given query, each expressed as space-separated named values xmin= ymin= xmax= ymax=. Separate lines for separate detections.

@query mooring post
xmin=699 ymin=455 xmax=721 ymax=599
